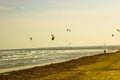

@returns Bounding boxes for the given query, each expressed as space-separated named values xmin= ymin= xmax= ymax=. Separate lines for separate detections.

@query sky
xmin=1 ymin=0 xmax=120 ymax=49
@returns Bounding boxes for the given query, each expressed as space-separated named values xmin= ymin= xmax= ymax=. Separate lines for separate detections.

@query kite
xmin=51 ymin=34 xmax=55 ymax=40
xmin=68 ymin=43 xmax=71 ymax=45
xmin=66 ymin=28 xmax=71 ymax=32
xmin=112 ymin=34 xmax=114 ymax=37
xmin=117 ymin=29 xmax=120 ymax=32
xmin=29 ymin=37 xmax=32 ymax=40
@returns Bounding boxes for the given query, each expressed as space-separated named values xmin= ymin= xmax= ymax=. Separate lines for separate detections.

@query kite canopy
xmin=117 ymin=29 xmax=120 ymax=32
xmin=112 ymin=34 xmax=114 ymax=37
xmin=66 ymin=28 xmax=71 ymax=32
xmin=68 ymin=43 xmax=71 ymax=45
xmin=30 ymin=37 xmax=32 ymax=40
xmin=51 ymin=34 xmax=55 ymax=40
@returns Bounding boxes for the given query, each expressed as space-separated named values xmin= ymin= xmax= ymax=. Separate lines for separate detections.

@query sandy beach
xmin=0 ymin=51 xmax=120 ymax=80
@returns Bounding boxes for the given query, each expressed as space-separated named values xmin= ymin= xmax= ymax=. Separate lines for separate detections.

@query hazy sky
xmin=1 ymin=0 xmax=120 ymax=49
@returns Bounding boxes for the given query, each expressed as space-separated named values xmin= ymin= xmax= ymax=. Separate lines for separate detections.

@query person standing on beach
xmin=104 ymin=50 xmax=106 ymax=54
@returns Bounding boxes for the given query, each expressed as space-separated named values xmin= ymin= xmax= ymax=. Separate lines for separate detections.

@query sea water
xmin=0 ymin=48 xmax=116 ymax=73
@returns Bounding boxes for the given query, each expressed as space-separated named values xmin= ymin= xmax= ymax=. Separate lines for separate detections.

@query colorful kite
xmin=117 ymin=29 xmax=120 ymax=32
xmin=51 ymin=34 xmax=55 ymax=40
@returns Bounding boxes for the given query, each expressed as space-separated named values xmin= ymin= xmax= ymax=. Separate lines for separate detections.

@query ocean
xmin=0 ymin=46 xmax=118 ymax=73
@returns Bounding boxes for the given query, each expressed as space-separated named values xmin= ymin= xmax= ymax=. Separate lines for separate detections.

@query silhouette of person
xmin=104 ymin=50 xmax=106 ymax=54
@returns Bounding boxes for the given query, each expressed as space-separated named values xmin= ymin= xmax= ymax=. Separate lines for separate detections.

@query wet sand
xmin=0 ymin=51 xmax=120 ymax=80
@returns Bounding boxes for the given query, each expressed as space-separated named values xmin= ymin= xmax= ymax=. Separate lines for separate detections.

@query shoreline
xmin=0 ymin=53 xmax=101 ymax=74
xmin=0 ymin=50 xmax=112 ymax=74
xmin=0 ymin=51 xmax=120 ymax=80
xmin=0 ymin=56 xmax=84 ymax=74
